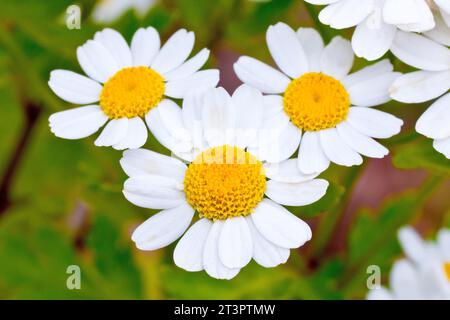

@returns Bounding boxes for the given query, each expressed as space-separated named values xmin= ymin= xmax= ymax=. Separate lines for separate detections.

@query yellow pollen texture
xmin=283 ymin=72 xmax=350 ymax=131
xmin=183 ymin=145 xmax=266 ymax=221
xmin=444 ymin=262 xmax=450 ymax=281
xmin=100 ymin=66 xmax=165 ymax=119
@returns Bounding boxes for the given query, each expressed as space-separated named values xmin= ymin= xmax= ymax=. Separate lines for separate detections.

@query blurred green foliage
xmin=0 ymin=0 xmax=448 ymax=300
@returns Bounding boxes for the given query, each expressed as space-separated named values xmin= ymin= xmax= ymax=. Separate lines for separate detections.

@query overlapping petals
xmin=49 ymin=27 xmax=219 ymax=150
xmin=234 ymin=23 xmax=403 ymax=174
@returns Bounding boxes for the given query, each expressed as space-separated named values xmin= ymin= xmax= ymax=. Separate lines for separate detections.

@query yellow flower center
xmin=100 ymin=66 xmax=165 ymax=119
xmin=283 ymin=72 xmax=350 ymax=131
xmin=184 ymin=145 xmax=266 ymax=221
xmin=444 ymin=262 xmax=450 ymax=281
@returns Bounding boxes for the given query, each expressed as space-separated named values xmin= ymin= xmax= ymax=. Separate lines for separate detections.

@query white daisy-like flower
xmin=120 ymin=85 xmax=329 ymax=280
xmin=367 ymin=226 xmax=450 ymax=300
xmin=304 ymin=0 xmax=450 ymax=60
xmin=389 ymin=32 xmax=450 ymax=158
xmin=48 ymin=27 xmax=219 ymax=150
xmin=92 ymin=0 xmax=157 ymax=24
xmin=233 ymin=23 xmax=403 ymax=175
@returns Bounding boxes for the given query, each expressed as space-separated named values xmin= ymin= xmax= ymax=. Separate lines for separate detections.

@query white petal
xmin=250 ymin=121 xmax=301 ymax=163
xmin=296 ymin=28 xmax=324 ymax=72
xmin=297 ymin=131 xmax=330 ymax=174
xmin=112 ymin=117 xmax=148 ymax=150
xmin=416 ymin=93 xmax=450 ymax=140
xmin=366 ymin=287 xmax=394 ymax=300
xmin=49 ymin=105 xmax=108 ymax=139
xmin=320 ymin=36 xmax=354 ymax=80
xmin=347 ymin=71 xmax=400 ymax=107
xmin=264 ymin=159 xmax=320 ymax=183
xmin=318 ymin=0 xmax=373 ymax=29
xmin=337 ymin=121 xmax=388 ymax=158
xmin=48 ymin=70 xmax=102 ymax=104
xmin=391 ymin=31 xmax=450 ymax=71
xmin=390 ymin=259 xmax=422 ymax=299
xmin=389 ymin=70 xmax=450 ymax=103
xmin=120 ymin=148 xmax=187 ymax=180
xmin=123 ymin=175 xmax=185 ymax=209
xmin=94 ymin=117 xmax=128 ymax=147
xmin=398 ymin=226 xmax=427 ymax=265
xmin=233 ymin=56 xmax=290 ymax=94
xmin=173 ymin=218 xmax=212 ymax=272
xmin=231 ymin=84 xmax=264 ymax=148
xmin=164 ymin=48 xmax=210 ymax=81
xmin=266 ymin=22 xmax=309 ymax=78
xmin=76 ymin=40 xmax=120 ymax=83
xmin=203 ymin=221 xmax=240 ymax=280
xmin=433 ymin=137 xmax=450 ymax=159
xmin=146 ymin=103 xmax=193 ymax=156
xmin=154 ymin=99 xmax=191 ymax=143
xmin=202 ymin=87 xmax=235 ymax=148
xmin=320 ymin=127 xmax=363 ymax=166
xmin=437 ymin=229 xmax=450 ymax=260
xmin=165 ymin=69 xmax=220 ymax=99
xmin=343 ymin=59 xmax=393 ymax=88
xmin=131 ymin=27 xmax=160 ymax=67
xmin=262 ymin=95 xmax=284 ymax=119
xmin=219 ymin=216 xmax=253 ymax=269
xmin=91 ymin=0 xmax=131 ymax=24
xmin=182 ymin=91 xmax=207 ymax=151
xmin=246 ymin=217 xmax=289 ymax=268
xmin=94 ymin=28 xmax=132 ymax=68
xmin=346 ymin=107 xmax=403 ymax=139
xmin=251 ymin=199 xmax=312 ymax=249
xmin=383 ymin=0 xmax=434 ymax=32
xmin=151 ymin=29 xmax=195 ymax=74
xmin=265 ymin=179 xmax=329 ymax=206
xmin=131 ymin=203 xmax=194 ymax=250
xmin=424 ymin=13 xmax=450 ymax=46
xmin=435 ymin=0 xmax=450 ymax=14
xmin=352 ymin=13 xmax=397 ymax=61
xmin=304 ymin=0 xmax=340 ymax=4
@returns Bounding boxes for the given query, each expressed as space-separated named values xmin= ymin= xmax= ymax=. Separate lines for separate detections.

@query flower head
xmin=389 ymin=32 xmax=450 ymax=158
xmin=234 ymin=23 xmax=403 ymax=174
xmin=48 ymin=27 xmax=219 ymax=150
xmin=367 ymin=226 xmax=450 ymax=300
xmin=121 ymin=85 xmax=329 ymax=279
xmin=304 ymin=0 xmax=450 ymax=60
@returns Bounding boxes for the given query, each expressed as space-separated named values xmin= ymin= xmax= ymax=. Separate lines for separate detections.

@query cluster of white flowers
xmin=47 ymin=0 xmax=448 ymax=286
xmin=305 ymin=0 xmax=450 ymax=158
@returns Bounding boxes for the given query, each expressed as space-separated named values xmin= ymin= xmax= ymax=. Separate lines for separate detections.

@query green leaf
xmin=393 ymin=137 xmax=450 ymax=174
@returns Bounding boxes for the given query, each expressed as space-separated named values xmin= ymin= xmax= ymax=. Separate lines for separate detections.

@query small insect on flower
xmin=389 ymin=32 xmax=450 ymax=159
xmin=303 ymin=0 xmax=450 ymax=60
xmin=120 ymin=85 xmax=329 ymax=280
xmin=367 ymin=226 xmax=450 ymax=300
xmin=234 ymin=22 xmax=403 ymax=175
xmin=48 ymin=27 xmax=219 ymax=150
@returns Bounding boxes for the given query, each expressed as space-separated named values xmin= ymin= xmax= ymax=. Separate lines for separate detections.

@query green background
xmin=0 ymin=0 xmax=448 ymax=299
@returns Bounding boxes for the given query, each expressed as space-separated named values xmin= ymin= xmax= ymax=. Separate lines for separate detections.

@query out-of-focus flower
xmin=303 ymin=0 xmax=450 ymax=60
xmin=120 ymin=85 xmax=329 ymax=280
xmin=92 ymin=0 xmax=157 ymax=24
xmin=48 ymin=27 xmax=218 ymax=150
xmin=367 ymin=226 xmax=450 ymax=300
xmin=234 ymin=23 xmax=403 ymax=175
xmin=389 ymin=32 xmax=450 ymax=158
